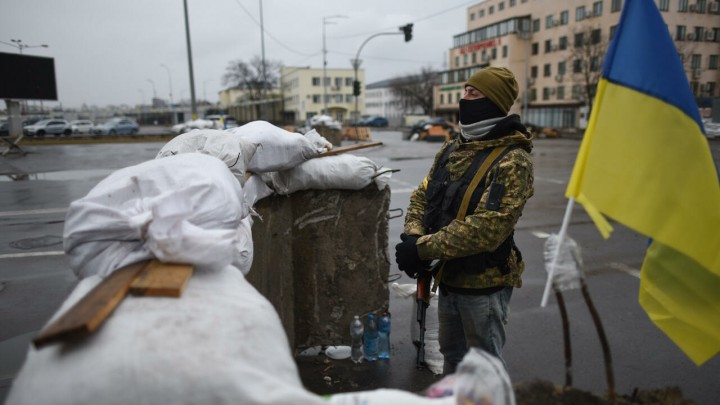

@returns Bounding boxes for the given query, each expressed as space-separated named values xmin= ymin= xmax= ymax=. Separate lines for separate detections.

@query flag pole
xmin=541 ymin=197 xmax=575 ymax=307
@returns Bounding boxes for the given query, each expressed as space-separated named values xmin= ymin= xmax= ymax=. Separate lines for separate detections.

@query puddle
xmin=0 ymin=168 xmax=116 ymax=182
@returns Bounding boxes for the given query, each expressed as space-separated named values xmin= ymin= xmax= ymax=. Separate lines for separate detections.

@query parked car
xmin=24 ymin=119 xmax=73 ymax=137
xmin=358 ymin=116 xmax=389 ymax=127
xmin=91 ymin=118 xmax=139 ymax=135
xmin=171 ymin=115 xmax=232 ymax=134
xmin=70 ymin=120 xmax=95 ymax=134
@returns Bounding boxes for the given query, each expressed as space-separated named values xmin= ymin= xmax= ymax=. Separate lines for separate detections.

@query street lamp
xmin=160 ymin=64 xmax=175 ymax=124
xmin=322 ymin=15 xmax=348 ymax=116
xmin=1 ymin=38 xmax=49 ymax=54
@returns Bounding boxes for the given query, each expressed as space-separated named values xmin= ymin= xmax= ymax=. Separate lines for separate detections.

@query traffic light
xmin=400 ymin=23 xmax=413 ymax=42
xmin=353 ymin=80 xmax=361 ymax=96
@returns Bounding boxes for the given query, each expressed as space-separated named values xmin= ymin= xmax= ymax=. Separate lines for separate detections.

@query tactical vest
xmin=423 ymin=142 xmax=517 ymax=281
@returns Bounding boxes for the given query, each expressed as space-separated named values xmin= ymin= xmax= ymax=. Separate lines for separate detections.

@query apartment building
xmin=281 ymin=66 xmax=365 ymax=125
xmin=435 ymin=0 xmax=719 ymax=128
xmin=365 ymin=78 xmax=425 ymax=126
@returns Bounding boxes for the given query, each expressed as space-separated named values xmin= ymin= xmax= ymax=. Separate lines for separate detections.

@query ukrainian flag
xmin=566 ymin=0 xmax=720 ymax=365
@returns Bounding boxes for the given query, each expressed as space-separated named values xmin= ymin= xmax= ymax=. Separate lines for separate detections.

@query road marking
xmin=609 ymin=262 xmax=641 ymax=279
xmin=391 ymin=188 xmax=416 ymax=194
xmin=0 ymin=251 xmax=65 ymax=259
xmin=535 ymin=176 xmax=566 ymax=185
xmin=531 ymin=231 xmax=552 ymax=239
xmin=0 ymin=207 xmax=67 ymax=218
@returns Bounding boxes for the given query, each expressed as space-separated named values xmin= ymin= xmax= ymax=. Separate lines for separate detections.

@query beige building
xmin=281 ymin=66 xmax=365 ymax=125
xmin=435 ymin=0 xmax=719 ymax=128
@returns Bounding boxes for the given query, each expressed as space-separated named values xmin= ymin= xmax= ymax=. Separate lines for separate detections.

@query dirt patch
xmin=514 ymin=380 xmax=696 ymax=405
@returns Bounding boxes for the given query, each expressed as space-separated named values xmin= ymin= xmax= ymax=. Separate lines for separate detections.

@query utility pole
xmin=322 ymin=15 xmax=348 ymax=116
xmin=183 ymin=0 xmax=198 ymax=119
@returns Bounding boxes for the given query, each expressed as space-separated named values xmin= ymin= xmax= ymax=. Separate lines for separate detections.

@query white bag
xmin=228 ymin=120 xmax=326 ymax=172
xmin=6 ymin=265 xmax=325 ymax=405
xmin=268 ymin=154 xmax=390 ymax=195
xmin=156 ymin=129 xmax=246 ymax=179
xmin=63 ymin=153 xmax=250 ymax=279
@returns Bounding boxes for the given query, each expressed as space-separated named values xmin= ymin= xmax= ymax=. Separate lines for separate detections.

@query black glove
xmin=395 ymin=233 xmax=424 ymax=278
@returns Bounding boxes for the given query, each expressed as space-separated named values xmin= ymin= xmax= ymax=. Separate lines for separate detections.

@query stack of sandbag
xmin=6 ymin=153 xmax=324 ymax=405
xmin=156 ymin=120 xmax=393 ymax=195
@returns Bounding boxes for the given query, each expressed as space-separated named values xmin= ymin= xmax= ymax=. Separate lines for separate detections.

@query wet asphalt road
xmin=1 ymin=130 xmax=719 ymax=404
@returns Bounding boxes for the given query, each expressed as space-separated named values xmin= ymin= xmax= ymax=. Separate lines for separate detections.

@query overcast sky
xmin=1 ymin=0 xmax=478 ymax=110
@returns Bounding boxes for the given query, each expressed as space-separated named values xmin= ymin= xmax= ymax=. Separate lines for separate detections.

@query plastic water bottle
xmin=378 ymin=311 xmax=391 ymax=359
xmin=363 ymin=313 xmax=379 ymax=362
xmin=350 ymin=315 xmax=364 ymax=363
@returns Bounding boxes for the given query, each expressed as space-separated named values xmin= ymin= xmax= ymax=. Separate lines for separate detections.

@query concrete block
xmin=249 ymin=185 xmax=390 ymax=349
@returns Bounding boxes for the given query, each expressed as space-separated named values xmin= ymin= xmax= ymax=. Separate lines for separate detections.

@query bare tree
xmin=566 ymin=24 xmax=609 ymax=111
xmin=222 ymin=56 xmax=281 ymax=118
xmin=389 ymin=66 xmax=439 ymax=115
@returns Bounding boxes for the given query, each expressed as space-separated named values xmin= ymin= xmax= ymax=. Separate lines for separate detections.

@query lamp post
xmin=1 ymin=39 xmax=48 ymax=54
xmin=322 ymin=15 xmax=348 ymax=116
xmin=160 ymin=64 xmax=175 ymax=124
xmin=183 ymin=0 xmax=198 ymax=119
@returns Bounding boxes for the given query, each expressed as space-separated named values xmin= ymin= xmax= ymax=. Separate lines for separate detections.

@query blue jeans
xmin=438 ymin=287 xmax=513 ymax=374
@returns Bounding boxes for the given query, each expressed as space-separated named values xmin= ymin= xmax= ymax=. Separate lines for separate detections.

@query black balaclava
xmin=458 ymin=97 xmax=506 ymax=125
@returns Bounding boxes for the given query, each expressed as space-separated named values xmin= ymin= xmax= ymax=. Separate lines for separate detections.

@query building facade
xmin=435 ymin=0 xmax=719 ymax=128
xmin=281 ymin=66 xmax=365 ymax=125
xmin=365 ymin=78 xmax=425 ymax=126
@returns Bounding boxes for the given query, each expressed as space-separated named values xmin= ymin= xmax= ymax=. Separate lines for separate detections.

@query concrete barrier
xmin=247 ymin=185 xmax=391 ymax=349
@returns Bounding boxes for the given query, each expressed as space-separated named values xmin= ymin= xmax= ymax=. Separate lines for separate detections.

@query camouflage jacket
xmin=404 ymin=119 xmax=534 ymax=290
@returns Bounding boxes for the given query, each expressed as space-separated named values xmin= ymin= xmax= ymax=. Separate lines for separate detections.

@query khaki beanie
xmin=465 ymin=67 xmax=519 ymax=114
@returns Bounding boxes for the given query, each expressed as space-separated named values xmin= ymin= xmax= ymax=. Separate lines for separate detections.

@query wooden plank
xmin=129 ymin=260 xmax=193 ymax=297
xmin=32 ymin=260 xmax=150 ymax=348
xmin=316 ymin=141 xmax=383 ymax=158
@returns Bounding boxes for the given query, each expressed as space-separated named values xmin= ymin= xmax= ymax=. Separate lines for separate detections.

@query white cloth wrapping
xmin=267 ymin=154 xmax=392 ymax=195
xmin=227 ymin=120 xmax=326 ymax=172
xmin=156 ymin=129 xmax=247 ymax=179
xmin=5 ymin=265 xmax=325 ymax=405
xmin=63 ymin=153 xmax=251 ymax=278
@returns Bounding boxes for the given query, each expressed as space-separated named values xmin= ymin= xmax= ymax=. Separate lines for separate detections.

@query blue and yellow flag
xmin=566 ymin=0 xmax=720 ymax=365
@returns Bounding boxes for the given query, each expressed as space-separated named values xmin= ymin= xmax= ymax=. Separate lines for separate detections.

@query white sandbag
xmin=227 ymin=120 xmax=325 ymax=172
xmin=391 ymin=282 xmax=444 ymax=375
xmin=6 ymin=265 xmax=325 ymax=405
xmin=242 ymin=174 xmax=275 ymax=208
xmin=268 ymin=154 xmax=391 ymax=195
xmin=156 ymin=129 xmax=246 ymax=178
xmin=63 ymin=154 xmax=250 ymax=279
xmin=328 ymin=389 xmax=454 ymax=405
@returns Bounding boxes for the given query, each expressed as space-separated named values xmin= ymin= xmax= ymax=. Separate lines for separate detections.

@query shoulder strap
xmin=455 ymin=146 xmax=509 ymax=221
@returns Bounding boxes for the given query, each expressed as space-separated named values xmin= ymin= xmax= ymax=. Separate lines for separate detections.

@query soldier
xmin=395 ymin=67 xmax=534 ymax=373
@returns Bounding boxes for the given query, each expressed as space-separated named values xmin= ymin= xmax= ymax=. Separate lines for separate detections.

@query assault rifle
xmin=415 ymin=261 xmax=441 ymax=369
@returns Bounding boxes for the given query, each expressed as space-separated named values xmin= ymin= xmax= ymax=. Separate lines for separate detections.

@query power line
xmin=329 ymin=0 xmax=478 ymax=40
xmin=329 ymin=50 xmax=439 ymax=65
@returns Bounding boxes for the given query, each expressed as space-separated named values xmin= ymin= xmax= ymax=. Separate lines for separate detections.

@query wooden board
xmin=32 ymin=260 xmax=150 ymax=348
xmin=129 ymin=261 xmax=193 ymax=297
xmin=316 ymin=141 xmax=383 ymax=158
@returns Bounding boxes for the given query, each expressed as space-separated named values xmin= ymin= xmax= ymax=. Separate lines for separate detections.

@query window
xmin=557 ymin=86 xmax=565 ymax=100
xmin=509 ymin=0 xmax=516 ymax=6
xmin=611 ymin=0 xmax=622 ymax=12
xmin=489 ymin=5 xmax=495 ymax=14
xmin=312 ymin=94 xmax=321 ymax=103
xmin=480 ymin=9 xmax=485 ymax=17
xmin=705 ymin=82 xmax=716 ymax=96
xmin=591 ymin=28 xmax=602 ymax=44
xmin=502 ymin=45 xmax=508 ymax=58
xmin=499 ymin=2 xmax=505 ymax=11
xmin=558 ymin=61 xmax=567 ymax=75
xmin=591 ymin=56 xmax=600 ymax=71
xmin=345 ymin=95 xmax=353 ymax=102
xmin=576 ymin=6 xmax=586 ymax=20
xmin=676 ymin=25 xmax=687 ymax=41
xmin=546 ymin=15 xmax=555 ymax=29
xmin=610 ymin=25 xmax=618 ymax=40
xmin=464 ymin=54 xmax=468 ymax=66
xmin=312 ymin=77 xmax=321 ymax=86
xmin=560 ymin=10 xmax=569 ymax=25
xmin=573 ymin=59 xmax=583 ymax=73
xmin=543 ymin=87 xmax=551 ymax=100
xmin=531 ymin=65 xmax=538 ymax=78
xmin=691 ymin=54 xmax=702 ymax=69
xmin=455 ymin=56 xmax=460 ymax=68
xmin=334 ymin=77 xmax=342 ymax=88
xmin=532 ymin=42 xmax=539 ymax=55
xmin=533 ymin=19 xmax=541 ymax=32
xmin=710 ymin=55 xmax=719 ymax=69
xmin=694 ymin=26 xmax=704 ymax=41
xmin=470 ymin=12 xmax=475 ymax=21
xmin=658 ymin=0 xmax=669 ymax=11
xmin=440 ymin=94 xmax=445 ymax=104
xmin=574 ymin=32 xmax=585 ymax=47
xmin=592 ymin=1 xmax=603 ymax=16
xmin=530 ymin=88 xmax=537 ymax=101
xmin=545 ymin=39 xmax=553 ymax=53
xmin=345 ymin=77 xmax=353 ymax=86
xmin=678 ymin=0 xmax=688 ymax=12
xmin=492 ymin=48 xmax=497 ymax=59
xmin=559 ymin=36 xmax=568 ymax=50
xmin=472 ymin=52 xmax=477 ymax=64
xmin=544 ymin=63 xmax=552 ymax=77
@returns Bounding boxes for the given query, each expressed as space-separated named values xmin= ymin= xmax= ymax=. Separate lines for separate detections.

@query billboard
xmin=0 ymin=52 xmax=57 ymax=101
